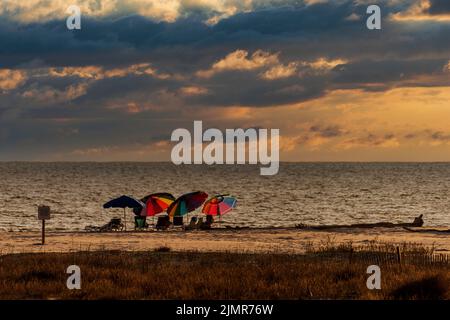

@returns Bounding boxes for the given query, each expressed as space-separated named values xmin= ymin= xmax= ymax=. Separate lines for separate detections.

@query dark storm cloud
xmin=214 ymin=2 xmax=356 ymax=35
xmin=331 ymin=59 xmax=450 ymax=87
xmin=0 ymin=1 xmax=448 ymax=109
xmin=428 ymin=0 xmax=450 ymax=15
xmin=0 ymin=116 xmax=176 ymax=160
xmin=183 ymin=70 xmax=327 ymax=107
xmin=2 ymin=1 xmax=446 ymax=69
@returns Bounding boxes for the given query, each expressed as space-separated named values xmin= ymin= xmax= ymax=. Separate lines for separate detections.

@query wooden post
xmin=123 ymin=208 xmax=127 ymax=231
xmin=38 ymin=205 xmax=50 ymax=245
xmin=396 ymin=246 xmax=402 ymax=265
xmin=42 ymin=219 xmax=45 ymax=245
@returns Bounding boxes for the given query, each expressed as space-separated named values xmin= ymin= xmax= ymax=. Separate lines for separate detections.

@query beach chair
xmin=84 ymin=225 xmax=101 ymax=232
xmin=84 ymin=218 xmax=124 ymax=232
xmin=102 ymin=218 xmax=124 ymax=231
xmin=173 ymin=216 xmax=184 ymax=227
xmin=156 ymin=215 xmax=171 ymax=230
xmin=134 ymin=216 xmax=149 ymax=230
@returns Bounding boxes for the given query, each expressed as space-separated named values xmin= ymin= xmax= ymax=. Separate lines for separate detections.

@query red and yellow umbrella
xmin=140 ymin=193 xmax=176 ymax=217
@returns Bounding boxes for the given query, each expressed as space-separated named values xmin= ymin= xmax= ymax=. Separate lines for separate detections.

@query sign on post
xmin=38 ymin=205 xmax=51 ymax=220
xmin=38 ymin=205 xmax=51 ymax=245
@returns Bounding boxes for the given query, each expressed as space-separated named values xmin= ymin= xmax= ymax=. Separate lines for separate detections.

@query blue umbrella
xmin=103 ymin=195 xmax=144 ymax=209
xmin=103 ymin=195 xmax=144 ymax=230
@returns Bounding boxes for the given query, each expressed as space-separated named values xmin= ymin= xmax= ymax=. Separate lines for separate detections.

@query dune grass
xmin=0 ymin=243 xmax=448 ymax=300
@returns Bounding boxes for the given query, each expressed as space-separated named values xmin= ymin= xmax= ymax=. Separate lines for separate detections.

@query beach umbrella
xmin=167 ymin=191 xmax=208 ymax=218
xmin=103 ymin=195 xmax=144 ymax=230
xmin=140 ymin=193 xmax=176 ymax=217
xmin=202 ymin=195 xmax=237 ymax=217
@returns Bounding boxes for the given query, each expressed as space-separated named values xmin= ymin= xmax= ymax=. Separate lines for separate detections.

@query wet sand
xmin=1 ymin=227 xmax=449 ymax=255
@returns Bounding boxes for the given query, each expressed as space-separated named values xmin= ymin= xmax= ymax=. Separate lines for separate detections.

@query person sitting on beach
xmin=200 ymin=215 xmax=214 ymax=230
xmin=184 ymin=217 xmax=198 ymax=231
xmin=413 ymin=214 xmax=424 ymax=227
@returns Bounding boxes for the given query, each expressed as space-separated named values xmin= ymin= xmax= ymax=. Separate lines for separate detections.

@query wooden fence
xmin=310 ymin=246 xmax=450 ymax=268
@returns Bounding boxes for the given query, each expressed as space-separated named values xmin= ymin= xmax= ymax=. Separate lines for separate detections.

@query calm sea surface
xmin=0 ymin=162 xmax=449 ymax=231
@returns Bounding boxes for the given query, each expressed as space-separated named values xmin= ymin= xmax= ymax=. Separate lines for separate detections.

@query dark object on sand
xmin=296 ymin=215 xmax=425 ymax=230
xmin=413 ymin=214 xmax=424 ymax=227
xmin=156 ymin=215 xmax=171 ymax=230
xmin=403 ymin=227 xmax=450 ymax=234
xmin=85 ymin=218 xmax=124 ymax=232
xmin=224 ymin=226 xmax=250 ymax=230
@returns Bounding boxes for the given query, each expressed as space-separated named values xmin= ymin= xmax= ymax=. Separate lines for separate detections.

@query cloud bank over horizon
xmin=1 ymin=0 xmax=450 ymax=161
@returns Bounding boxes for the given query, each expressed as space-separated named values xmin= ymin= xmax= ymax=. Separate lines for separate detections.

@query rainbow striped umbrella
xmin=167 ymin=191 xmax=208 ymax=217
xmin=202 ymin=195 xmax=237 ymax=216
xmin=140 ymin=193 xmax=175 ymax=217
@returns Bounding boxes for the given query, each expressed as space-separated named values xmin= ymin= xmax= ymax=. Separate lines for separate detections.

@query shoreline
xmin=1 ymin=227 xmax=449 ymax=255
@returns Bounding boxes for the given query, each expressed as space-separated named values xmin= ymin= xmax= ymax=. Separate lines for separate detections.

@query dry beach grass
xmin=0 ymin=243 xmax=448 ymax=300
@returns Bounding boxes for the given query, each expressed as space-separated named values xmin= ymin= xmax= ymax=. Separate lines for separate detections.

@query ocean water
xmin=0 ymin=162 xmax=449 ymax=231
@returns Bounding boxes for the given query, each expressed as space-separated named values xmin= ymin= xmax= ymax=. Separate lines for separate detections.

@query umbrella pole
xmin=123 ymin=208 xmax=126 ymax=231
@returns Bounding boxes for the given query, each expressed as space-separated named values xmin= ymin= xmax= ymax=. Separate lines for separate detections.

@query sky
xmin=0 ymin=0 xmax=450 ymax=161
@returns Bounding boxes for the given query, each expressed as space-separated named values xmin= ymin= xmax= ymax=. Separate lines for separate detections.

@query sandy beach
xmin=1 ymin=227 xmax=449 ymax=255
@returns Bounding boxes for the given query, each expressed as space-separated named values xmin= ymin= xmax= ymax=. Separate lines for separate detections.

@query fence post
xmin=396 ymin=246 xmax=402 ymax=265
xmin=42 ymin=219 xmax=45 ymax=245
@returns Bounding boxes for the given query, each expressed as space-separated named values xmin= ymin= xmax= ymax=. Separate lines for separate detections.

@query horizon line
xmin=2 ymin=161 xmax=450 ymax=164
